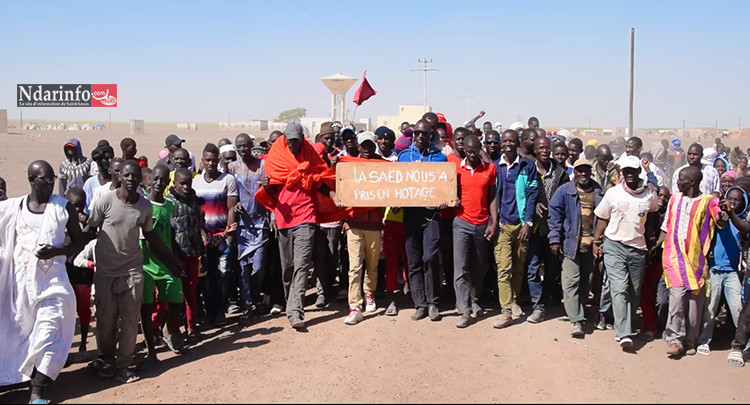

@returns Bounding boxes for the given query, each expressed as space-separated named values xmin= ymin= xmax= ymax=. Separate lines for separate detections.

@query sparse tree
xmin=275 ymin=107 xmax=307 ymax=122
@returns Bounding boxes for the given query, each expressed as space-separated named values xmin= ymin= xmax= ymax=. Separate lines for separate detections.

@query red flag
xmin=353 ymin=70 xmax=377 ymax=106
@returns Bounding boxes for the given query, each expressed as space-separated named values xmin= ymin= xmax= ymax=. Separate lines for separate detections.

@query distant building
xmin=219 ymin=120 xmax=268 ymax=131
xmin=376 ymin=104 xmax=432 ymax=132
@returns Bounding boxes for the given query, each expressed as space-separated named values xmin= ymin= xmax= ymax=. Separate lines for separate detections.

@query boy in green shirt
xmin=140 ymin=164 xmax=186 ymax=365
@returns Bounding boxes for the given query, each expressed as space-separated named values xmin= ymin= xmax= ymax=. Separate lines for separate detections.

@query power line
xmin=411 ymin=58 xmax=439 ymax=113
xmin=286 ymin=0 xmax=378 ymax=55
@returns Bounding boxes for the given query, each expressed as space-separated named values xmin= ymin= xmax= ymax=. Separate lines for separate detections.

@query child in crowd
xmin=65 ymin=187 xmax=96 ymax=352
xmin=697 ymin=185 xmax=746 ymax=355
xmin=168 ymin=168 xmax=206 ymax=341
xmin=140 ymin=165 xmax=186 ymax=364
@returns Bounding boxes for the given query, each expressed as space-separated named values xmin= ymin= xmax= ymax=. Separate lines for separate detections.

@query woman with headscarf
xmin=721 ymin=170 xmax=739 ymax=195
xmin=714 ymin=156 xmax=730 ymax=177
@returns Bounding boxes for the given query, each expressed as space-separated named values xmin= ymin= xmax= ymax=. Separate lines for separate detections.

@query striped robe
xmin=661 ymin=193 xmax=721 ymax=290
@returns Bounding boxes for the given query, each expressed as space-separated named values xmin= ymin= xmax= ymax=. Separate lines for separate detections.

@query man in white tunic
xmin=0 ymin=160 xmax=89 ymax=404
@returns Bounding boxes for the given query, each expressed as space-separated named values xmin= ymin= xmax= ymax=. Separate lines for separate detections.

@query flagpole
xmin=350 ymin=104 xmax=359 ymax=124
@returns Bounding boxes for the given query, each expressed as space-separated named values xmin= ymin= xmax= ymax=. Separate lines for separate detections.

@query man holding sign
xmin=398 ymin=120 xmax=449 ymax=322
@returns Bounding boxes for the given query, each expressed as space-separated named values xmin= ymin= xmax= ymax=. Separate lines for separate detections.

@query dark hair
xmin=152 ymin=163 xmax=170 ymax=175
xmin=628 ymin=136 xmax=643 ymax=148
xmin=65 ymin=186 xmax=86 ymax=202
xmin=569 ymin=138 xmax=584 ymax=149
xmin=174 ymin=167 xmax=193 ymax=180
xmin=521 ymin=128 xmax=536 ymax=140
xmin=500 ymin=129 xmax=518 ymax=139
xmin=422 ymin=112 xmax=437 ymax=121
xmin=120 ymin=137 xmax=136 ymax=149
xmin=121 ymin=159 xmax=142 ymax=175
xmin=689 ymin=142 xmax=704 ymax=153
xmin=203 ymin=143 xmax=219 ymax=155
xmin=453 ymin=127 xmax=470 ymax=138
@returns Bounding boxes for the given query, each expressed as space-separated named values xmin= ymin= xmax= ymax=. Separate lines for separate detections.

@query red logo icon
xmin=90 ymin=84 xmax=117 ymax=107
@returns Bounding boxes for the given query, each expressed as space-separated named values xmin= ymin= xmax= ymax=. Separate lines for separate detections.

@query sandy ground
xmin=1 ymin=123 xmax=749 ymax=403
xmin=0 ymin=291 xmax=747 ymax=404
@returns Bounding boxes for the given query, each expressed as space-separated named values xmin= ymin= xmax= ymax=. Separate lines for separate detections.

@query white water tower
xmin=320 ymin=73 xmax=357 ymax=123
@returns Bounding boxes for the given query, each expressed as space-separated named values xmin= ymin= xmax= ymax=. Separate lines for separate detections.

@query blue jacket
xmin=495 ymin=155 xmax=539 ymax=226
xmin=397 ymin=144 xmax=447 ymax=163
xmin=548 ymin=180 xmax=605 ymax=259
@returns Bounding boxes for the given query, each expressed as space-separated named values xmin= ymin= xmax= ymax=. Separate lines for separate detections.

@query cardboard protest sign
xmin=335 ymin=161 xmax=457 ymax=207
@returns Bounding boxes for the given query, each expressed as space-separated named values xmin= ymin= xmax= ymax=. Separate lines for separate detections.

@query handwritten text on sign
xmin=336 ymin=162 xmax=457 ymax=207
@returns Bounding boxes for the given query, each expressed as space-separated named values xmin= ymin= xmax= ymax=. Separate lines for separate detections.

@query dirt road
xmin=0 ymin=290 xmax=747 ymax=404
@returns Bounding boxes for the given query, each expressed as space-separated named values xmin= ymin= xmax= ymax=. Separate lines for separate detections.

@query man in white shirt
xmin=593 ymin=155 xmax=659 ymax=351
xmin=671 ymin=143 xmax=721 ymax=196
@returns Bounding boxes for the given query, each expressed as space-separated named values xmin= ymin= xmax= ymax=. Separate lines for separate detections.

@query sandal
xmin=728 ymin=351 xmax=745 ymax=367
xmin=86 ymin=358 xmax=105 ymax=373
xmin=115 ymin=368 xmax=140 ymax=384
xmin=385 ymin=301 xmax=398 ymax=316
xmin=97 ymin=362 xmax=116 ymax=379
xmin=697 ymin=344 xmax=710 ymax=356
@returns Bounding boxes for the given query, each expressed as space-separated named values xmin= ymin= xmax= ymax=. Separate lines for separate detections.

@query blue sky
xmin=1 ymin=0 xmax=748 ymax=128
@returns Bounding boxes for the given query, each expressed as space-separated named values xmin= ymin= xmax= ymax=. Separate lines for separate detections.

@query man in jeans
xmin=526 ymin=133 xmax=568 ymax=323
xmin=493 ymin=129 xmax=539 ymax=329
xmin=193 ymin=143 xmax=238 ymax=327
xmin=549 ymin=159 xmax=604 ymax=337
xmin=593 ymin=155 xmax=658 ymax=350
xmin=452 ymin=134 xmax=497 ymax=328
xmin=697 ymin=186 xmax=746 ymax=355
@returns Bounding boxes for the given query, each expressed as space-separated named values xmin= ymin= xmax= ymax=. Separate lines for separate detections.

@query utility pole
xmin=461 ymin=96 xmax=474 ymax=119
xmin=227 ymin=112 xmax=231 ymax=130
xmin=412 ymin=58 xmax=439 ymax=113
xmin=740 ymin=117 xmax=742 ymax=130
xmin=20 ymin=109 xmax=23 ymax=131
xmin=628 ymin=27 xmax=635 ymax=138
xmin=683 ymin=119 xmax=685 ymax=129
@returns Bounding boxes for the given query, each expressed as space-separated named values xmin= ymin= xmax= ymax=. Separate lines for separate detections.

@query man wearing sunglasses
xmin=398 ymin=119 xmax=449 ymax=322
xmin=0 ymin=160 xmax=91 ymax=403
xmin=484 ymin=130 xmax=502 ymax=165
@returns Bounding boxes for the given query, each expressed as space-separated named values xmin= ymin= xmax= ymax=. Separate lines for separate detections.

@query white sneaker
xmin=619 ymin=336 xmax=633 ymax=349
xmin=697 ymin=343 xmax=711 ymax=356
xmin=344 ymin=308 xmax=364 ymax=325
xmin=269 ymin=304 xmax=283 ymax=315
xmin=365 ymin=294 xmax=376 ymax=312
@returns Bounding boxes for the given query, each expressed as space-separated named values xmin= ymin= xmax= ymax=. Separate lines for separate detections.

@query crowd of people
xmin=3 ymin=111 xmax=750 ymax=403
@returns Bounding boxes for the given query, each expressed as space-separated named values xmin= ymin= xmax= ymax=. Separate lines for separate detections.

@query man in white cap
xmin=593 ymin=155 xmax=659 ymax=350
xmin=218 ymin=143 xmax=237 ymax=173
